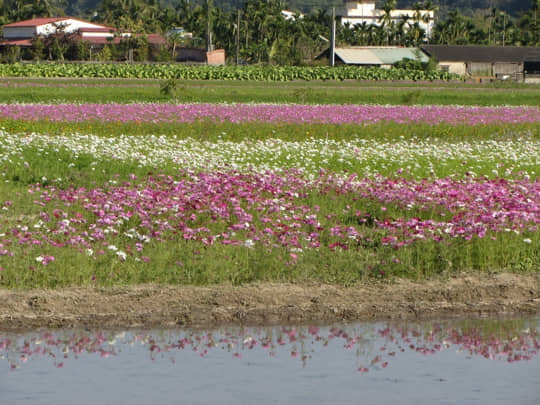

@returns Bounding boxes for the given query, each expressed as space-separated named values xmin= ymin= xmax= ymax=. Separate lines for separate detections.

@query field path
xmin=0 ymin=273 xmax=538 ymax=331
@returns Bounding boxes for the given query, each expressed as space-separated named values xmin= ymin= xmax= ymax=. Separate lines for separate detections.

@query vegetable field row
xmin=0 ymin=63 xmax=461 ymax=81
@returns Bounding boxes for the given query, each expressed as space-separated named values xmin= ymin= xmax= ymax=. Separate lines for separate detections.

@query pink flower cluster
xmin=320 ymin=173 xmax=540 ymax=247
xmin=0 ymin=171 xmax=538 ymax=263
xmin=1 ymin=103 xmax=538 ymax=125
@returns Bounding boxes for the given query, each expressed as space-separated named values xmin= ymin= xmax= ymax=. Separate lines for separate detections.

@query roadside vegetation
xmin=1 ymin=76 xmax=540 ymax=105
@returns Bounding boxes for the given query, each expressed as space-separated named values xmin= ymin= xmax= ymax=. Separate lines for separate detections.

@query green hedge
xmin=0 ymin=63 xmax=462 ymax=81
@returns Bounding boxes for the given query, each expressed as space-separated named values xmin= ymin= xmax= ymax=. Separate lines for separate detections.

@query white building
xmin=341 ymin=1 xmax=435 ymax=38
xmin=2 ymin=17 xmax=115 ymax=41
xmin=281 ymin=10 xmax=304 ymax=21
xmin=1 ymin=17 xmax=167 ymax=47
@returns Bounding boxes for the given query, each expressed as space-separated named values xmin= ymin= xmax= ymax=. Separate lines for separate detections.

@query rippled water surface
xmin=1 ymin=318 xmax=539 ymax=405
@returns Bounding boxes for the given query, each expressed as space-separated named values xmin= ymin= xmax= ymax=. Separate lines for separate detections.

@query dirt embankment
xmin=0 ymin=273 xmax=539 ymax=332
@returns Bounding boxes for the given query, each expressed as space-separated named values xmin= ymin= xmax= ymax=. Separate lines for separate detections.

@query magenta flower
xmin=0 ymin=103 xmax=538 ymax=126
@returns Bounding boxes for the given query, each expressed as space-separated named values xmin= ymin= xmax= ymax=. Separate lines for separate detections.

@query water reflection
xmin=2 ymin=318 xmax=539 ymax=373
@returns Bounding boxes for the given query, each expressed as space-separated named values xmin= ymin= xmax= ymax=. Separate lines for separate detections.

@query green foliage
xmin=0 ymin=63 xmax=462 ymax=81
xmin=30 ymin=37 xmax=45 ymax=61
xmin=72 ymin=41 xmax=91 ymax=61
xmin=159 ymin=78 xmax=178 ymax=96
xmin=95 ymin=45 xmax=114 ymax=62
xmin=400 ymin=90 xmax=422 ymax=104
xmin=0 ymin=45 xmax=20 ymax=63
xmin=393 ymin=57 xmax=437 ymax=71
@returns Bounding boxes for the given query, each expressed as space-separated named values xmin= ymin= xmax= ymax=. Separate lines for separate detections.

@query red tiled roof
xmin=81 ymin=37 xmax=121 ymax=45
xmin=0 ymin=38 xmax=33 ymax=46
xmin=146 ymin=34 xmax=167 ymax=45
xmin=81 ymin=34 xmax=167 ymax=46
xmin=3 ymin=17 xmax=68 ymax=27
xmin=3 ymin=17 xmax=112 ymax=30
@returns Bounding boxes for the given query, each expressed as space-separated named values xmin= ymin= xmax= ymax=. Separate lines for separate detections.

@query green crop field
xmin=1 ymin=76 xmax=540 ymax=105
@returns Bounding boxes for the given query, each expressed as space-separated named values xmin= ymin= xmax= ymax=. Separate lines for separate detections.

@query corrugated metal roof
xmin=372 ymin=47 xmax=429 ymax=64
xmin=334 ymin=48 xmax=382 ymax=64
xmin=422 ymin=45 xmax=540 ymax=63
xmin=334 ymin=47 xmax=429 ymax=65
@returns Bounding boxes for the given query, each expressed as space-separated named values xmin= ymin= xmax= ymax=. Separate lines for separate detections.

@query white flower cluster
xmin=0 ymin=130 xmax=538 ymax=179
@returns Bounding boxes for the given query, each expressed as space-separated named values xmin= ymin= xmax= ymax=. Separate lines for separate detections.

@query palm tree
xmin=422 ymin=0 xmax=437 ymax=42
xmin=379 ymin=0 xmax=397 ymax=45
xmin=357 ymin=21 xmax=371 ymax=45
xmin=397 ymin=14 xmax=411 ymax=45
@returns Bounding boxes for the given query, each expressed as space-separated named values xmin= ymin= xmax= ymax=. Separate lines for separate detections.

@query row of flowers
xmin=1 ymin=103 xmax=539 ymax=125
xmin=1 ymin=130 xmax=537 ymax=179
xmin=0 ymin=170 xmax=538 ymax=266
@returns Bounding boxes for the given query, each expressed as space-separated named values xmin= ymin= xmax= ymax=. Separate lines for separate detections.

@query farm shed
xmin=318 ymin=46 xmax=429 ymax=68
xmin=2 ymin=17 xmax=112 ymax=41
xmin=421 ymin=45 xmax=540 ymax=82
xmin=1 ymin=17 xmax=166 ymax=49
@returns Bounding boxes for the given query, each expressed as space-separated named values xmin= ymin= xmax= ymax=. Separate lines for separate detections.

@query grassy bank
xmin=1 ymin=78 xmax=540 ymax=105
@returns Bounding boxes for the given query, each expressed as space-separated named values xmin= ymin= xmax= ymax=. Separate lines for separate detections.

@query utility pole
xmin=207 ymin=0 xmax=214 ymax=52
xmin=330 ymin=7 xmax=336 ymax=67
xmin=502 ymin=12 xmax=506 ymax=46
xmin=236 ymin=10 xmax=240 ymax=64
xmin=488 ymin=0 xmax=494 ymax=45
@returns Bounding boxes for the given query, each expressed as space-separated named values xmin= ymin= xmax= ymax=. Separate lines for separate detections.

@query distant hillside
xmin=63 ymin=0 xmax=534 ymax=18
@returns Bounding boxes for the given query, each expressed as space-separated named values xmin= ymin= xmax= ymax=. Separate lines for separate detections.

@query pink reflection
xmin=1 ymin=319 xmax=538 ymax=373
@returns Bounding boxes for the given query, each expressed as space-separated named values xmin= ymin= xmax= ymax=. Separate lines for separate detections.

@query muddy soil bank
xmin=1 ymin=273 xmax=539 ymax=332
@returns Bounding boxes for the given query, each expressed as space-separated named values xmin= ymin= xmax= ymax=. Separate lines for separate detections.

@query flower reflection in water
xmin=1 ymin=319 xmax=538 ymax=373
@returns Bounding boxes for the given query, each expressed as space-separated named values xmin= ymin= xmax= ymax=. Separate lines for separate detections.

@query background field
xmin=1 ymin=77 xmax=540 ymax=105
xmin=0 ymin=77 xmax=538 ymax=288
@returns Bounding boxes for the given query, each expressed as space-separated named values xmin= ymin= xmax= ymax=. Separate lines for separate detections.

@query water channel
xmin=1 ymin=317 xmax=539 ymax=405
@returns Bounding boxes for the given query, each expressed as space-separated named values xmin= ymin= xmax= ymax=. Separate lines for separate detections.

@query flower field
xmin=0 ymin=103 xmax=539 ymax=125
xmin=0 ymin=101 xmax=539 ymax=288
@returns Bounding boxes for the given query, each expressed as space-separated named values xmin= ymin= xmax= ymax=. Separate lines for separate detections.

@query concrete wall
xmin=175 ymin=48 xmax=225 ymax=64
xmin=493 ymin=62 xmax=522 ymax=75
xmin=35 ymin=20 xmax=102 ymax=36
xmin=81 ymin=32 xmax=114 ymax=38
xmin=176 ymin=48 xmax=206 ymax=62
xmin=436 ymin=61 xmax=525 ymax=81
xmin=468 ymin=62 xmax=492 ymax=75
xmin=206 ymin=49 xmax=225 ymax=65
xmin=525 ymin=76 xmax=540 ymax=83
xmin=438 ymin=61 xmax=466 ymax=75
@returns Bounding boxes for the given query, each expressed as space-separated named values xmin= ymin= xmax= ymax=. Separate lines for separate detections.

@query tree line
xmin=0 ymin=0 xmax=539 ymax=65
